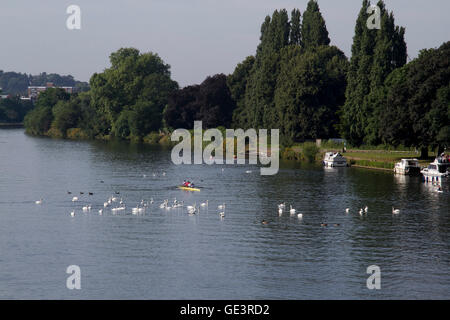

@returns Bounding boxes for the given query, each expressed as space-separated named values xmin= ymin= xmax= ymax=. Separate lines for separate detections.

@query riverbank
xmin=16 ymin=127 xmax=439 ymax=171
xmin=282 ymin=143 xmax=436 ymax=171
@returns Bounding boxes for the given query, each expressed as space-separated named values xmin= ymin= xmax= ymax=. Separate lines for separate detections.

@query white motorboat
xmin=421 ymin=157 xmax=450 ymax=177
xmin=323 ymin=152 xmax=347 ymax=167
xmin=394 ymin=158 xmax=421 ymax=175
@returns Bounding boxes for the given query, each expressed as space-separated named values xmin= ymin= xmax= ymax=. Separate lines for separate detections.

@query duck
xmin=392 ymin=207 xmax=400 ymax=214
xmin=320 ymin=223 xmax=328 ymax=227
xmin=88 ymin=192 xmax=94 ymax=196
xmin=261 ymin=220 xmax=269 ymax=225
xmin=219 ymin=212 xmax=225 ymax=218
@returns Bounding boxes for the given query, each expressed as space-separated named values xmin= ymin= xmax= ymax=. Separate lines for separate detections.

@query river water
xmin=0 ymin=128 xmax=448 ymax=299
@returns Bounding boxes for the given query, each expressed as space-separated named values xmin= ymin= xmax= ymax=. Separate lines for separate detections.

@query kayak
xmin=177 ymin=186 xmax=201 ymax=192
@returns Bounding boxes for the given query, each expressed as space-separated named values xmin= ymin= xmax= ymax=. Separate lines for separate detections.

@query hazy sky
xmin=0 ymin=0 xmax=448 ymax=87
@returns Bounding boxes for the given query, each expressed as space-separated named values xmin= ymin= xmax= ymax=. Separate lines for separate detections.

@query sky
xmin=0 ymin=0 xmax=448 ymax=87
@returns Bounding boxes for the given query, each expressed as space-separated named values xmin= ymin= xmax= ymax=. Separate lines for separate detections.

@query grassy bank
xmin=280 ymin=141 xmax=436 ymax=170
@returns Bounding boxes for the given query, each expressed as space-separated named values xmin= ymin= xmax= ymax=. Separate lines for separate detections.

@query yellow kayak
xmin=177 ymin=186 xmax=201 ymax=192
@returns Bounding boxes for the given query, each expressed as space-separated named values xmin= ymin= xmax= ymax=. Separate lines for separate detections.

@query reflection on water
xmin=0 ymin=129 xmax=449 ymax=299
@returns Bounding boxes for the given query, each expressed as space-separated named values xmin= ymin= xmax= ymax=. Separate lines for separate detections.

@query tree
xmin=339 ymin=0 xmax=406 ymax=145
xmin=376 ymin=42 xmax=450 ymax=157
xmin=90 ymin=48 xmax=178 ymax=137
xmin=275 ymin=45 xmax=348 ymax=145
xmin=164 ymin=74 xmax=236 ymax=129
xmin=290 ymin=9 xmax=302 ymax=46
xmin=301 ymin=0 xmax=330 ymax=50
xmin=227 ymin=56 xmax=255 ymax=128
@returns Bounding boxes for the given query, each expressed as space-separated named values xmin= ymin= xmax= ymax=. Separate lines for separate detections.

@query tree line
xmin=0 ymin=71 xmax=89 ymax=95
xmin=23 ymin=0 xmax=449 ymax=155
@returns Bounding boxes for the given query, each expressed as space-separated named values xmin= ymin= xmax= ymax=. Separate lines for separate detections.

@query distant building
xmin=27 ymin=82 xmax=74 ymax=99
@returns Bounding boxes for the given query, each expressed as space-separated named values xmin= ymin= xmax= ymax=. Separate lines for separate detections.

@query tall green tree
xmin=289 ymin=9 xmax=302 ymax=46
xmin=301 ymin=0 xmax=330 ymax=50
xmin=90 ymin=48 xmax=178 ymax=137
xmin=339 ymin=0 xmax=406 ymax=145
xmin=227 ymin=56 xmax=255 ymax=128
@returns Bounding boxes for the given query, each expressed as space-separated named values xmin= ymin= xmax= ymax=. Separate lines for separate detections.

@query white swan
xmin=98 ymin=209 xmax=103 ymax=215
xmin=290 ymin=205 xmax=296 ymax=214
xmin=278 ymin=203 xmax=285 ymax=209
xmin=278 ymin=208 xmax=283 ymax=216
xmin=364 ymin=206 xmax=368 ymax=213
xmin=392 ymin=207 xmax=400 ymax=214
xmin=359 ymin=208 xmax=364 ymax=215
xmin=297 ymin=213 xmax=303 ymax=219
xmin=219 ymin=212 xmax=225 ymax=218
xmin=70 ymin=211 xmax=75 ymax=217
xmin=104 ymin=202 xmax=109 ymax=207
xmin=345 ymin=208 xmax=350 ymax=213
xmin=218 ymin=203 xmax=225 ymax=210
xmin=35 ymin=199 xmax=43 ymax=205
xmin=72 ymin=197 xmax=78 ymax=202
xmin=200 ymin=200 xmax=208 ymax=207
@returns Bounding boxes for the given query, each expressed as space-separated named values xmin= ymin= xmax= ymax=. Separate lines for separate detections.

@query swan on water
xmin=364 ymin=206 xmax=368 ymax=213
xmin=218 ymin=203 xmax=225 ymax=210
xmin=200 ymin=200 xmax=208 ymax=207
xmin=297 ymin=213 xmax=303 ymax=219
xmin=70 ymin=211 xmax=75 ymax=217
xmin=345 ymin=208 xmax=350 ymax=213
xmin=290 ymin=205 xmax=296 ymax=214
xmin=72 ymin=197 xmax=78 ymax=202
xmin=35 ymin=199 xmax=43 ymax=205
xmin=392 ymin=207 xmax=400 ymax=214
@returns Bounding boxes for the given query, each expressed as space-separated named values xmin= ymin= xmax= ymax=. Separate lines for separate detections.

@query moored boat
xmin=323 ymin=152 xmax=347 ymax=167
xmin=394 ymin=158 xmax=420 ymax=175
xmin=421 ymin=156 xmax=450 ymax=177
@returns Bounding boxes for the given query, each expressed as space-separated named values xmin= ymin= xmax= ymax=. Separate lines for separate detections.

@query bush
xmin=302 ymin=143 xmax=320 ymax=163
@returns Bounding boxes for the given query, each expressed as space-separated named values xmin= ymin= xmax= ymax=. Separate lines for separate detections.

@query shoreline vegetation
xmin=13 ymin=0 xmax=448 ymax=170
